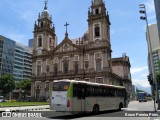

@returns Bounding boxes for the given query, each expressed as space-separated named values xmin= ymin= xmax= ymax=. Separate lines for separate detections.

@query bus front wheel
xmin=93 ymin=104 xmax=99 ymax=114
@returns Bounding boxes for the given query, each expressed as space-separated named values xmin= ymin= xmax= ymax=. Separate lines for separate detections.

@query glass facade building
xmin=0 ymin=35 xmax=15 ymax=76
xmin=28 ymin=39 xmax=34 ymax=48
xmin=0 ymin=35 xmax=32 ymax=81
xmin=154 ymin=0 xmax=160 ymax=39
xmin=14 ymin=43 xmax=25 ymax=80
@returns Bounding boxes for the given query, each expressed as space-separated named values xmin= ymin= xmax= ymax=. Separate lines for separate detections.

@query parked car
xmin=0 ymin=96 xmax=4 ymax=102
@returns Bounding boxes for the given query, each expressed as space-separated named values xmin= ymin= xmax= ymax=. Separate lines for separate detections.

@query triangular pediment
xmin=52 ymin=36 xmax=80 ymax=54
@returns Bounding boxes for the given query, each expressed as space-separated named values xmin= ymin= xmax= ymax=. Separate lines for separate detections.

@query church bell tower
xmin=88 ymin=0 xmax=111 ymax=43
xmin=33 ymin=1 xmax=56 ymax=55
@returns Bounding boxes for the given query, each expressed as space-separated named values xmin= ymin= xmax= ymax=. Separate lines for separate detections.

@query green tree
xmin=136 ymin=88 xmax=145 ymax=93
xmin=15 ymin=81 xmax=21 ymax=90
xmin=156 ymin=72 xmax=160 ymax=83
xmin=0 ymin=74 xmax=15 ymax=96
xmin=19 ymin=79 xmax=31 ymax=99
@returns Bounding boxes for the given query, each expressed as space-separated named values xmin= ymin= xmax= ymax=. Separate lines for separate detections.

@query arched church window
xmin=54 ymin=63 xmax=58 ymax=75
xmin=49 ymin=38 xmax=52 ymax=46
xmin=95 ymin=26 xmax=100 ymax=37
xmin=38 ymin=37 xmax=42 ymax=47
xmin=95 ymin=9 xmax=99 ymax=15
xmin=96 ymin=59 xmax=101 ymax=72
xmin=74 ymin=62 xmax=79 ymax=74
xmin=41 ymin=22 xmax=43 ymax=28
xmin=85 ymin=61 xmax=89 ymax=70
xmin=37 ymin=65 xmax=41 ymax=76
xmin=63 ymin=61 xmax=68 ymax=74
xmin=46 ymin=65 xmax=49 ymax=73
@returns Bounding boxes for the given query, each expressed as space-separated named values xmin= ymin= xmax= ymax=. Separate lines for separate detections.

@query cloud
xmin=148 ymin=15 xmax=156 ymax=20
xmin=132 ymin=79 xmax=150 ymax=87
xmin=132 ymin=79 xmax=150 ymax=88
xmin=5 ymin=0 xmax=35 ymax=24
xmin=131 ymin=66 xmax=148 ymax=74
xmin=7 ymin=33 xmax=27 ymax=43
xmin=111 ymin=27 xmax=129 ymax=35
xmin=0 ymin=24 xmax=28 ymax=45
xmin=140 ymin=73 xmax=148 ymax=77
xmin=145 ymin=0 xmax=155 ymax=14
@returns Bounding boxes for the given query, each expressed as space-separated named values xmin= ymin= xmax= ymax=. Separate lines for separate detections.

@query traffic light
xmin=147 ymin=74 xmax=153 ymax=85
xmin=139 ymin=10 xmax=145 ymax=14
xmin=140 ymin=16 xmax=146 ymax=20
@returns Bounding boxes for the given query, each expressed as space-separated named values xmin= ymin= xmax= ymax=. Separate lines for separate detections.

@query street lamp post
xmin=139 ymin=4 xmax=160 ymax=111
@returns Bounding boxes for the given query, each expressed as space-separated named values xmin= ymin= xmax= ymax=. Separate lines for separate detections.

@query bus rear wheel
xmin=93 ymin=104 xmax=99 ymax=114
xmin=118 ymin=103 xmax=123 ymax=111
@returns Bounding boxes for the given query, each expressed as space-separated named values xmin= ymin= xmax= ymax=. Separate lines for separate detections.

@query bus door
xmin=73 ymin=83 xmax=86 ymax=112
xmin=78 ymin=83 xmax=86 ymax=112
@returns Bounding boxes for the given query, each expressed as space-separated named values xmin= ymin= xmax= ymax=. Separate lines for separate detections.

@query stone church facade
xmin=31 ymin=0 xmax=124 ymax=99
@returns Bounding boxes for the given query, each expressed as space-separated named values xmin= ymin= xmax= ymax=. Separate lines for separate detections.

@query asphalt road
xmin=0 ymin=100 xmax=160 ymax=120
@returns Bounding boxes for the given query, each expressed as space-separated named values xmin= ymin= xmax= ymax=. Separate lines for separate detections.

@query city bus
xmin=137 ymin=92 xmax=147 ymax=102
xmin=50 ymin=79 xmax=128 ymax=114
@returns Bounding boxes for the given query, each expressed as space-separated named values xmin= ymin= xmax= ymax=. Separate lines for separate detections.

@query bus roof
xmin=53 ymin=79 xmax=125 ymax=89
xmin=137 ymin=92 xmax=146 ymax=93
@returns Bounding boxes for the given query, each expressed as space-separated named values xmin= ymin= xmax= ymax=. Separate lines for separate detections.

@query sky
xmin=0 ymin=0 xmax=157 ymax=93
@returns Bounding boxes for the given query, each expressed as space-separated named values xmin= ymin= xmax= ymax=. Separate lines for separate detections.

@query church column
xmin=31 ymin=81 xmax=35 ymax=98
xmin=40 ymin=81 xmax=45 ymax=97
xmin=59 ymin=57 xmax=62 ymax=74
xmin=32 ymin=61 xmax=36 ymax=75
xmin=41 ymin=60 xmax=45 ymax=73
xmin=69 ymin=56 xmax=73 ymax=72
xmin=49 ymin=80 xmax=52 ymax=97
xmin=68 ymin=57 xmax=71 ymax=71
xmin=90 ymin=53 xmax=94 ymax=69
xmin=80 ymin=55 xmax=83 ymax=70
xmin=48 ymin=80 xmax=53 ymax=108
xmin=103 ymin=51 xmax=109 ymax=68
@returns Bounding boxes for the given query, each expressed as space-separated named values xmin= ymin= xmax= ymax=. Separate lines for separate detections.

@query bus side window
xmin=124 ymin=90 xmax=127 ymax=99
xmin=81 ymin=86 xmax=86 ymax=99
xmin=110 ymin=89 xmax=115 ymax=97
xmin=102 ymin=87 xmax=105 ymax=97
xmin=73 ymin=84 xmax=78 ymax=97
xmin=90 ymin=86 xmax=94 ymax=96
xmin=116 ymin=90 xmax=119 ymax=97
xmin=95 ymin=87 xmax=98 ymax=97
xmin=77 ymin=86 xmax=82 ymax=99
xmin=87 ymin=86 xmax=91 ymax=97
xmin=99 ymin=88 xmax=103 ymax=97
xmin=106 ymin=88 xmax=110 ymax=96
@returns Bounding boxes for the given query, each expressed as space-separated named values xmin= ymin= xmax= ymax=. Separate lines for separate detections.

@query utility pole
xmin=139 ymin=4 xmax=160 ymax=111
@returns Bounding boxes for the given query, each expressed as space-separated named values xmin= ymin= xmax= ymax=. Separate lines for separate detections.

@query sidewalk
xmin=0 ymin=105 xmax=50 ymax=112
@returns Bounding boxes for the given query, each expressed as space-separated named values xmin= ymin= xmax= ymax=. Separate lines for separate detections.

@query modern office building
xmin=0 ymin=35 xmax=32 ymax=81
xmin=23 ymin=46 xmax=32 ymax=80
xmin=154 ymin=0 xmax=160 ymax=39
xmin=147 ymin=24 xmax=160 ymax=74
xmin=28 ymin=39 xmax=34 ymax=48
xmin=0 ymin=35 xmax=15 ymax=76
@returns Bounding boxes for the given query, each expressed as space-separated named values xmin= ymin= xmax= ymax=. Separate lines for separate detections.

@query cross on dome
xmin=44 ymin=0 xmax=48 ymax=10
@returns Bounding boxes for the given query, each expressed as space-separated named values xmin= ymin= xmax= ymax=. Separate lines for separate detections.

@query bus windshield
xmin=53 ymin=82 xmax=70 ymax=91
xmin=138 ymin=93 xmax=145 ymax=98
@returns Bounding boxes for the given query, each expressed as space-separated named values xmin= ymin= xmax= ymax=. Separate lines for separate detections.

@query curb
xmin=0 ymin=106 xmax=50 ymax=112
